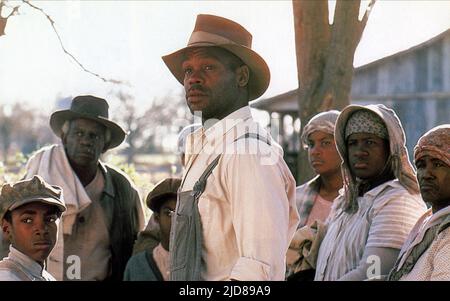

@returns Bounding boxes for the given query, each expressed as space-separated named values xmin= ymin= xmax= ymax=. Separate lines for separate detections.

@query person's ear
xmin=236 ymin=65 xmax=249 ymax=88
xmin=154 ymin=213 xmax=160 ymax=224
xmin=2 ymin=220 xmax=12 ymax=240
xmin=61 ymin=133 xmax=68 ymax=147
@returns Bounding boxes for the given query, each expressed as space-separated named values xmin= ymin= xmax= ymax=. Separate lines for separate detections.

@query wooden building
xmin=251 ymin=28 xmax=450 ymax=177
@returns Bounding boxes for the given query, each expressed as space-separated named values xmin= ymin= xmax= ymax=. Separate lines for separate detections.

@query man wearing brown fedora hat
xmin=163 ymin=14 xmax=299 ymax=281
xmin=0 ymin=95 xmax=145 ymax=281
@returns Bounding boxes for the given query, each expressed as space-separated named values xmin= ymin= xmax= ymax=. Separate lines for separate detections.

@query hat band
xmin=188 ymin=31 xmax=241 ymax=47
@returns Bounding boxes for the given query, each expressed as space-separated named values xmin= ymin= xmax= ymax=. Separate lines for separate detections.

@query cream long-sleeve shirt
xmin=181 ymin=106 xmax=299 ymax=281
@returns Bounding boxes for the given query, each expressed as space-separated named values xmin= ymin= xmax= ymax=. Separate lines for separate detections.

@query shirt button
xmin=79 ymin=216 xmax=85 ymax=223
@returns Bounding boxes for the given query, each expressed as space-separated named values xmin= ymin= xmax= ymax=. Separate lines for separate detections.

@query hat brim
xmin=162 ymin=43 xmax=270 ymax=101
xmin=9 ymin=197 xmax=66 ymax=214
xmin=50 ymin=110 xmax=126 ymax=150
xmin=147 ymin=193 xmax=177 ymax=212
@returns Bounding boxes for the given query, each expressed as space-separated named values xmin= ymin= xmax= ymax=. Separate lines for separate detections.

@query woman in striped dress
xmin=314 ymin=104 xmax=427 ymax=281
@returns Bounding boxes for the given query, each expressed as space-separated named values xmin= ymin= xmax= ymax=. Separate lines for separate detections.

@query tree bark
xmin=293 ymin=0 xmax=375 ymax=184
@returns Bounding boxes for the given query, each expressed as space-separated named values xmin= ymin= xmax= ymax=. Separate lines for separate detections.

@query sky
xmin=1 ymin=0 xmax=450 ymax=114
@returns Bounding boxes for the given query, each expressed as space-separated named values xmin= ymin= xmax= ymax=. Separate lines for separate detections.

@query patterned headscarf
xmin=335 ymin=104 xmax=420 ymax=213
xmin=301 ymin=110 xmax=340 ymax=149
xmin=345 ymin=110 xmax=389 ymax=140
xmin=414 ymin=124 xmax=450 ymax=167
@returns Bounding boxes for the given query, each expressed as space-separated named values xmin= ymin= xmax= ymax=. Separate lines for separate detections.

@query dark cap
xmin=146 ymin=178 xmax=181 ymax=212
xmin=0 ymin=175 xmax=66 ymax=221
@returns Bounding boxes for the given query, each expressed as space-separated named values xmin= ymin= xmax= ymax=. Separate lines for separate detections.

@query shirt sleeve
xmin=0 ymin=269 xmax=23 ymax=281
xmin=367 ymin=193 xmax=425 ymax=249
xmin=337 ymin=246 xmax=400 ymax=281
xmin=224 ymin=149 xmax=298 ymax=281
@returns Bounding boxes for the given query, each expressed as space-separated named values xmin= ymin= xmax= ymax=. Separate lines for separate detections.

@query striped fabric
xmin=314 ymin=180 xmax=426 ymax=281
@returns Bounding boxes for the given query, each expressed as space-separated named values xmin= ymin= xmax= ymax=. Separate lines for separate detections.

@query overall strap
xmin=192 ymin=132 xmax=270 ymax=197
xmin=192 ymin=155 xmax=222 ymax=199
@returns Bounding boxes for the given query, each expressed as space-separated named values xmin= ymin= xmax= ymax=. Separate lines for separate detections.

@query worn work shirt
xmin=180 ymin=106 xmax=299 ymax=281
xmin=0 ymin=246 xmax=55 ymax=281
xmin=396 ymin=206 xmax=450 ymax=281
xmin=315 ymin=180 xmax=426 ymax=281
xmin=62 ymin=167 xmax=111 ymax=281
xmin=49 ymin=162 xmax=145 ymax=281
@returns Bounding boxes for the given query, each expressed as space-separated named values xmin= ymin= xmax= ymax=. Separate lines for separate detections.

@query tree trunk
xmin=293 ymin=0 xmax=375 ymax=184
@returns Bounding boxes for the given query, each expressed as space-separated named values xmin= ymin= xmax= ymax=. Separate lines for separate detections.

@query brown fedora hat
xmin=49 ymin=95 xmax=126 ymax=150
xmin=162 ymin=14 xmax=270 ymax=101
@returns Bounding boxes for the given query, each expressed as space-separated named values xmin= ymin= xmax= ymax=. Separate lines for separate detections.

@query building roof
xmin=251 ymin=28 xmax=450 ymax=113
xmin=355 ymin=28 xmax=450 ymax=74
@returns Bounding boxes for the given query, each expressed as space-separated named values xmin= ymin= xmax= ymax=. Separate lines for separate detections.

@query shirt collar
xmin=203 ymin=106 xmax=252 ymax=145
xmin=361 ymin=179 xmax=401 ymax=198
xmin=8 ymin=245 xmax=45 ymax=278
xmin=184 ymin=106 xmax=252 ymax=166
xmin=426 ymin=204 xmax=450 ymax=227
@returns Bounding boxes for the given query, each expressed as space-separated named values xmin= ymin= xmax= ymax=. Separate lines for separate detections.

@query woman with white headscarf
xmin=314 ymin=104 xmax=427 ymax=281
xmin=286 ymin=110 xmax=343 ymax=280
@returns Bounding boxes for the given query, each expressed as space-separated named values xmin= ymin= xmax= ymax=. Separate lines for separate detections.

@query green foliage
xmin=0 ymin=151 xmax=28 ymax=185
xmin=0 ymin=150 xmax=175 ymax=222
xmin=104 ymin=153 xmax=155 ymax=220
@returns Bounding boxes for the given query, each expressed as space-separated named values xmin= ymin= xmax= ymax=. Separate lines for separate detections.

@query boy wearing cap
xmin=0 ymin=175 xmax=66 ymax=281
xmin=124 ymin=178 xmax=181 ymax=281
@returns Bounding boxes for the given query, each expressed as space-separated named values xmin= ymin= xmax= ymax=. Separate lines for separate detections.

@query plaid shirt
xmin=295 ymin=175 xmax=321 ymax=228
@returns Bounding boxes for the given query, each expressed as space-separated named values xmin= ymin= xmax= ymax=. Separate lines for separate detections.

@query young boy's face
xmin=2 ymin=202 xmax=59 ymax=265
xmin=155 ymin=198 xmax=177 ymax=251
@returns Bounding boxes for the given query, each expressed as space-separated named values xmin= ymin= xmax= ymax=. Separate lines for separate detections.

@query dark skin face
xmin=182 ymin=47 xmax=249 ymax=124
xmin=154 ymin=198 xmax=177 ymax=251
xmin=416 ymin=155 xmax=450 ymax=213
xmin=2 ymin=202 xmax=59 ymax=267
xmin=307 ymin=131 xmax=341 ymax=177
xmin=347 ymin=133 xmax=390 ymax=180
xmin=62 ymin=118 xmax=106 ymax=186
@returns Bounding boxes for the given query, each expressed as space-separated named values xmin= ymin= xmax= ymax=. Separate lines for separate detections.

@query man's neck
xmin=70 ymin=161 xmax=98 ymax=186
xmin=431 ymin=200 xmax=450 ymax=214
xmin=201 ymin=97 xmax=248 ymax=126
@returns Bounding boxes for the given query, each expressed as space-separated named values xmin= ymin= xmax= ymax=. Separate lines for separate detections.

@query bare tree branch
xmin=358 ymin=0 xmax=376 ymax=36
xmin=1 ymin=0 xmax=21 ymax=36
xmin=6 ymin=4 xmax=19 ymax=18
xmin=22 ymin=0 xmax=129 ymax=86
xmin=1 ymin=0 xmax=9 ymax=36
